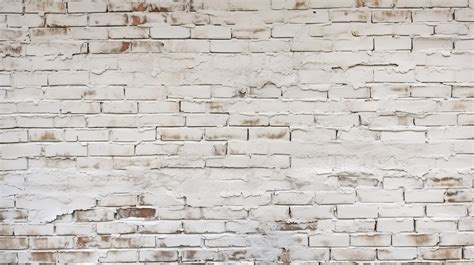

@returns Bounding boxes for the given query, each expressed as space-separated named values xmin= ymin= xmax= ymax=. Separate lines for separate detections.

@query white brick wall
xmin=0 ymin=0 xmax=473 ymax=263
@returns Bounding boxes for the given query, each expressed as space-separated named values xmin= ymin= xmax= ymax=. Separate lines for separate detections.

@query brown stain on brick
xmin=76 ymin=236 xmax=111 ymax=248
xmin=452 ymin=102 xmax=467 ymax=111
xmin=118 ymin=42 xmax=131 ymax=52
xmin=429 ymin=248 xmax=459 ymax=259
xmin=184 ymin=250 xmax=196 ymax=259
xmin=294 ymin=0 xmax=305 ymax=9
xmin=265 ymin=130 xmax=287 ymax=139
xmin=82 ymin=90 xmax=96 ymax=97
xmin=431 ymin=177 xmax=461 ymax=187
xmin=278 ymin=248 xmax=290 ymax=265
xmin=131 ymin=15 xmax=146 ymax=26
xmin=209 ymin=102 xmax=224 ymax=112
xmin=356 ymin=0 xmax=380 ymax=7
xmin=414 ymin=234 xmax=433 ymax=245
xmin=445 ymin=190 xmax=459 ymax=202
xmin=30 ymin=252 xmax=55 ymax=262
xmin=32 ymin=28 xmax=68 ymax=38
xmin=149 ymin=4 xmax=169 ymax=12
xmin=132 ymin=3 xmax=148 ymax=11
xmin=163 ymin=133 xmax=183 ymax=140
xmin=154 ymin=250 xmax=175 ymax=259
xmin=76 ymin=237 xmax=88 ymax=248
xmin=241 ymin=119 xmax=260 ymax=126
xmin=229 ymin=250 xmax=247 ymax=259
xmin=213 ymin=145 xmax=227 ymax=156
xmin=40 ymin=132 xmax=56 ymax=141
xmin=117 ymin=207 xmax=156 ymax=218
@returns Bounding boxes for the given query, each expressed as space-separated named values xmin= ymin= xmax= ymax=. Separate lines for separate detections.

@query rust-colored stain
xmin=118 ymin=207 xmax=156 ymax=218
xmin=119 ymin=42 xmax=131 ymax=52
xmin=131 ymin=15 xmax=146 ymax=26
xmin=39 ymin=131 xmax=56 ymax=141
xmin=132 ymin=3 xmax=148 ymax=11
xmin=76 ymin=237 xmax=88 ymax=248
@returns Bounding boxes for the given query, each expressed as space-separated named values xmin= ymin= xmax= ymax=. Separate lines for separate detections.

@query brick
xmin=192 ymin=26 xmax=231 ymax=39
xmin=377 ymin=247 xmax=417 ymax=260
xmin=68 ymin=1 xmax=107 ymax=13
xmin=419 ymin=247 xmax=462 ymax=260
xmin=377 ymin=219 xmax=414 ymax=233
xmin=75 ymin=209 xmax=115 ymax=222
xmin=25 ymin=0 xmax=66 ymax=13
xmin=331 ymin=248 xmax=376 ymax=261
xmin=117 ymin=208 xmax=156 ymax=219
xmin=46 ymin=14 xmax=87 ymax=27
xmin=372 ymin=10 xmax=411 ymax=23
xmin=427 ymin=205 xmax=467 ymax=217
xmin=249 ymin=127 xmax=289 ymax=140
xmin=139 ymin=250 xmax=178 ymax=262
xmin=375 ymin=37 xmax=411 ymax=50
xmin=351 ymin=234 xmax=391 ymax=246
xmin=337 ymin=205 xmax=378 ymax=219
xmin=357 ymin=189 xmax=403 ymax=203
xmin=30 ymin=236 xmax=73 ymax=249
xmin=160 ymin=128 xmax=203 ymax=141
xmin=0 ymin=237 xmax=28 ymax=249
xmin=55 ymin=224 xmax=95 ymax=235
xmin=89 ymin=13 xmax=128 ymax=26
xmin=309 ymin=234 xmax=349 ymax=247
xmin=150 ymin=24 xmax=191 ymax=39
xmin=291 ymin=205 xmax=334 ymax=220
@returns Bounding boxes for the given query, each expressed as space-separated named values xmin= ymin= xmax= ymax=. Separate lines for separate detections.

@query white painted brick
xmin=375 ymin=37 xmax=411 ymax=50
xmin=358 ymin=189 xmax=403 ymax=203
xmin=46 ymin=14 xmax=87 ymax=27
xmin=89 ymin=143 xmax=135 ymax=156
xmin=89 ymin=13 xmax=128 ymax=26
xmin=109 ymin=27 xmax=149 ymax=39
xmin=331 ymin=248 xmax=376 ymax=261
xmin=68 ymin=1 xmax=107 ymax=13
xmin=351 ymin=234 xmax=391 ymax=246
xmin=309 ymin=234 xmax=349 ymax=247
xmin=377 ymin=247 xmax=417 ymax=260
xmin=337 ymin=205 xmax=378 ymax=219
xmin=2 ymin=1 xmax=472 ymax=262
xmin=315 ymin=190 xmax=356 ymax=204
xmin=210 ymin=40 xmax=249 ymax=53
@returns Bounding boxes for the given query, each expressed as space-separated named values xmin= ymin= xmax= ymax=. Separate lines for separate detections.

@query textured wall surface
xmin=0 ymin=0 xmax=473 ymax=263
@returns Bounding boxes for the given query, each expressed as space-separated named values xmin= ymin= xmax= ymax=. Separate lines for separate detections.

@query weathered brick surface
xmin=0 ymin=0 xmax=473 ymax=263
